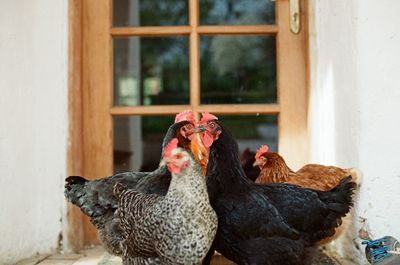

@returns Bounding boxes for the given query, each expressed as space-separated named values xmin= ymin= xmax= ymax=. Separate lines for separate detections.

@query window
xmin=68 ymin=0 xmax=308 ymax=248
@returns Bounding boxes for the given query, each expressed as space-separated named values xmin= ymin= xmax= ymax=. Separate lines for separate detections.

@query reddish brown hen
xmin=253 ymin=145 xmax=359 ymax=191
xmin=252 ymin=145 xmax=359 ymax=245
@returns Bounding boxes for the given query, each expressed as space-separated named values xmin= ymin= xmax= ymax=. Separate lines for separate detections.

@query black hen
xmin=261 ymin=176 xmax=355 ymax=244
xmin=200 ymin=116 xmax=356 ymax=265
xmin=64 ymin=115 xmax=197 ymax=255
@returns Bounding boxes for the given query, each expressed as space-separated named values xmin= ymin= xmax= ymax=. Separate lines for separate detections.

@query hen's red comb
xmin=164 ymin=138 xmax=179 ymax=158
xmin=200 ymin=112 xmax=218 ymax=125
xmin=255 ymin=145 xmax=269 ymax=159
xmin=175 ymin=110 xmax=195 ymax=124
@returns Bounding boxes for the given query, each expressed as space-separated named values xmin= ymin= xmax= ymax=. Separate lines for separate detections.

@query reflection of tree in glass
xmin=200 ymin=0 xmax=275 ymax=25
xmin=142 ymin=116 xmax=175 ymax=138
xmin=199 ymin=0 xmax=276 ymax=104
xmin=114 ymin=0 xmax=188 ymax=26
xmin=140 ymin=37 xmax=189 ymax=105
xmin=209 ymin=36 xmax=272 ymax=76
xmin=220 ymin=115 xmax=277 ymax=139
xmin=201 ymin=36 xmax=277 ymax=104
xmin=140 ymin=0 xmax=187 ymax=26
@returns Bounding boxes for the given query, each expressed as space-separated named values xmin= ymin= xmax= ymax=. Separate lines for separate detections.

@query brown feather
xmin=255 ymin=152 xmax=357 ymax=191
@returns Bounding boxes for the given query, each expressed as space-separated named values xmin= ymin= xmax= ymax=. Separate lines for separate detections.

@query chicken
xmin=64 ymin=110 xmax=205 ymax=255
xmin=253 ymin=145 xmax=360 ymax=245
xmin=198 ymin=113 xmax=356 ymax=265
xmin=240 ymin=148 xmax=260 ymax=182
xmin=253 ymin=144 xmax=358 ymax=190
xmin=114 ymin=138 xmax=217 ymax=265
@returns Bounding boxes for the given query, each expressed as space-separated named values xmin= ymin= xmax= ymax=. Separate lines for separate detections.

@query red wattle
xmin=202 ymin=132 xmax=214 ymax=148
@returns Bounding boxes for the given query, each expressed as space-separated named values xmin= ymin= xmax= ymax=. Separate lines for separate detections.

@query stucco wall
xmin=309 ymin=0 xmax=400 ymax=263
xmin=0 ymin=1 xmax=68 ymax=264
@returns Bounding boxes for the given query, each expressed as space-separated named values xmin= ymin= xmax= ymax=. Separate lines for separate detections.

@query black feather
xmin=204 ymin=121 xmax=356 ymax=265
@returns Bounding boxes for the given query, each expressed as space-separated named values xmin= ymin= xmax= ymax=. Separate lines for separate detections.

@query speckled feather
xmin=64 ymin=121 xmax=192 ymax=255
xmin=115 ymin=150 xmax=217 ymax=265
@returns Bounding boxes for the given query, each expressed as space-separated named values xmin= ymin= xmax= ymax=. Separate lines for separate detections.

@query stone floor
xmin=15 ymin=248 xmax=235 ymax=265
xmin=15 ymin=247 xmax=338 ymax=265
xmin=15 ymin=248 xmax=122 ymax=265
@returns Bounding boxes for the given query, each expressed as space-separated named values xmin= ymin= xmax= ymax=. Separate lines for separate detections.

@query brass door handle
xmin=290 ymin=0 xmax=301 ymax=34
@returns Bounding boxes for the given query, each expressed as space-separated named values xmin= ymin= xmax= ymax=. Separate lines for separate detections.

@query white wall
xmin=0 ymin=0 xmax=68 ymax=264
xmin=310 ymin=0 xmax=400 ymax=263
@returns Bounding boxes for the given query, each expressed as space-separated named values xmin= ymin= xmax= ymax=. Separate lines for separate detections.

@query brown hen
xmin=253 ymin=145 xmax=358 ymax=190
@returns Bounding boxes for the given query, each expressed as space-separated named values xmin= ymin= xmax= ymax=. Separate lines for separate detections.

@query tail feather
xmin=64 ymin=176 xmax=88 ymax=202
xmin=324 ymin=202 xmax=351 ymax=213
xmin=322 ymin=177 xmax=355 ymax=227
xmin=64 ymin=175 xmax=108 ymax=219
xmin=346 ymin=167 xmax=362 ymax=187
xmin=65 ymin=176 xmax=87 ymax=189
xmin=319 ymin=176 xmax=355 ymax=203
xmin=64 ymin=175 xmax=126 ymax=256
xmin=308 ymin=176 xmax=356 ymax=243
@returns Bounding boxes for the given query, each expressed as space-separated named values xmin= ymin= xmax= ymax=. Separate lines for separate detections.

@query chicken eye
xmin=175 ymin=153 xmax=183 ymax=159
xmin=208 ymin=122 xmax=216 ymax=128
xmin=185 ymin=124 xmax=194 ymax=130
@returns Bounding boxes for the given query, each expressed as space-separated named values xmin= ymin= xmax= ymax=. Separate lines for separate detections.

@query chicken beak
xmin=190 ymin=132 xmax=210 ymax=176
xmin=194 ymin=125 xmax=206 ymax=133
xmin=187 ymin=125 xmax=206 ymax=140
xmin=160 ymin=157 xmax=171 ymax=167
xmin=252 ymin=159 xmax=261 ymax=168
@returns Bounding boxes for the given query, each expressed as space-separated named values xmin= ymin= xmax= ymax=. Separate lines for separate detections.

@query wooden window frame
xmin=67 ymin=0 xmax=309 ymax=248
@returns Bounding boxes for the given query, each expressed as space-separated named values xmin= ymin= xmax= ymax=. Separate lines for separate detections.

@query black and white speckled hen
xmin=64 ymin=111 xmax=205 ymax=255
xmin=198 ymin=113 xmax=356 ymax=265
xmin=114 ymin=138 xmax=218 ymax=265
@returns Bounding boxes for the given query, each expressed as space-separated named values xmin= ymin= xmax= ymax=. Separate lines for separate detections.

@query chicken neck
xmin=206 ymin=125 xmax=253 ymax=201
xmin=257 ymin=154 xmax=293 ymax=183
xmin=165 ymin=157 xmax=210 ymax=206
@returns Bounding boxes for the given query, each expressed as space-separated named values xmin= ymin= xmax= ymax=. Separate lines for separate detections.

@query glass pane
xmin=221 ymin=115 xmax=278 ymax=181
xmin=113 ymin=0 xmax=188 ymax=27
xmin=113 ymin=115 xmax=175 ymax=173
xmin=220 ymin=115 xmax=278 ymax=151
xmin=200 ymin=36 xmax=277 ymax=104
xmin=200 ymin=0 xmax=275 ymax=25
xmin=113 ymin=37 xmax=189 ymax=106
